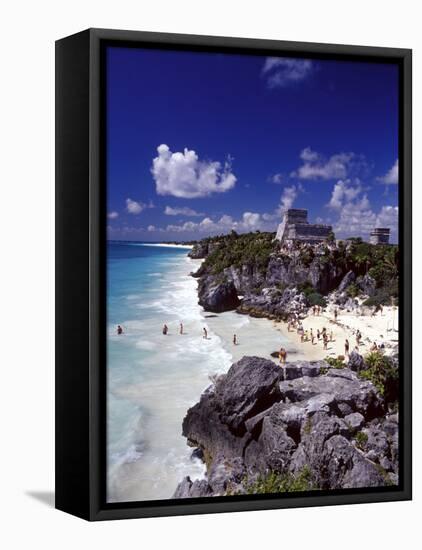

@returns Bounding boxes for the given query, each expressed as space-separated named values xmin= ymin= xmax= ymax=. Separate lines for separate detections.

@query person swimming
xmin=162 ymin=324 xmax=168 ymax=335
xmin=117 ymin=325 xmax=123 ymax=335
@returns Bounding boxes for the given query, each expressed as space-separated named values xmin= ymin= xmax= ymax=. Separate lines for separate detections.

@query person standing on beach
xmin=233 ymin=334 xmax=237 ymax=345
xmin=310 ymin=329 xmax=315 ymax=344
xmin=179 ymin=322 xmax=183 ymax=335
xmin=334 ymin=308 xmax=338 ymax=322
xmin=323 ymin=333 xmax=328 ymax=350
xmin=330 ymin=330 xmax=333 ymax=342
xmin=279 ymin=347 xmax=287 ymax=365
xmin=203 ymin=327 xmax=208 ymax=339
xmin=345 ymin=339 xmax=350 ymax=356
xmin=162 ymin=324 xmax=168 ymax=335
xmin=317 ymin=328 xmax=321 ymax=340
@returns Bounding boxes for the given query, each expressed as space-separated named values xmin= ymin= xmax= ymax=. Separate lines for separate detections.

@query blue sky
xmin=106 ymin=46 xmax=399 ymax=242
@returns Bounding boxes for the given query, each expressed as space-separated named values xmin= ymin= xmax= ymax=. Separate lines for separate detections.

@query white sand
xmin=274 ymin=305 xmax=399 ymax=362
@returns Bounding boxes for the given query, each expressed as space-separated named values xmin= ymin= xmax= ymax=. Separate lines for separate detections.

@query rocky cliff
xmin=174 ymin=356 xmax=398 ymax=497
xmin=189 ymin=233 xmax=396 ymax=318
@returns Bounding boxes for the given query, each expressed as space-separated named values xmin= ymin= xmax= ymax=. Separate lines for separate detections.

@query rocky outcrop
xmin=198 ymin=277 xmax=240 ymax=313
xmin=174 ymin=356 xmax=397 ymax=498
xmin=237 ymin=287 xmax=308 ymax=320
xmin=188 ymin=242 xmax=209 ymax=259
xmin=356 ymin=274 xmax=376 ymax=296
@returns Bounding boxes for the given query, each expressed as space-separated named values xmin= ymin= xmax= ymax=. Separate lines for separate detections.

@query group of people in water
xmin=117 ymin=322 xmax=239 ymax=345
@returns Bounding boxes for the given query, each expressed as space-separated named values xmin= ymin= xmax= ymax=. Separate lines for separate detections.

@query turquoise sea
xmin=107 ymin=241 xmax=291 ymax=502
xmin=107 ymin=242 xmax=232 ymax=502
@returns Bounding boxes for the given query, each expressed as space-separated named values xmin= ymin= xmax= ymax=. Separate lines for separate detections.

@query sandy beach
xmin=272 ymin=303 xmax=399 ymax=363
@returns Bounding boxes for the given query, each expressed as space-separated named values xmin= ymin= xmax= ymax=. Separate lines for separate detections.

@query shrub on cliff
xmin=242 ymin=466 xmax=317 ymax=495
xmin=359 ymin=351 xmax=399 ymax=404
xmin=307 ymin=292 xmax=327 ymax=308
xmin=202 ymin=231 xmax=277 ymax=274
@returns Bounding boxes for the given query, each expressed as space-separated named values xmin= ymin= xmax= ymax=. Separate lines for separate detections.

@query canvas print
xmin=106 ymin=46 xmax=400 ymax=503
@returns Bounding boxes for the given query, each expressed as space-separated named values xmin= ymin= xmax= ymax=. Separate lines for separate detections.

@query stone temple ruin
xmin=276 ymin=208 xmax=333 ymax=244
xmin=369 ymin=227 xmax=390 ymax=245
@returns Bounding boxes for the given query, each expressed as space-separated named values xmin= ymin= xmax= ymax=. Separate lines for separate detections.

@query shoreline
xmin=141 ymin=242 xmax=194 ymax=249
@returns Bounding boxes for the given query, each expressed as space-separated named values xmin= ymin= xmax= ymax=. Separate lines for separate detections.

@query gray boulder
xmin=173 ymin=476 xmax=212 ymax=498
xmin=278 ymin=369 xmax=384 ymax=418
xmin=357 ymin=274 xmax=376 ymax=296
xmin=338 ymin=270 xmax=356 ymax=293
xmin=198 ymin=277 xmax=240 ymax=313
xmin=348 ymin=350 xmax=365 ymax=372
xmin=344 ymin=412 xmax=365 ymax=434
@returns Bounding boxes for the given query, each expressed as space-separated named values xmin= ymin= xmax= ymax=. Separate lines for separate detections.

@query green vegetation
xmin=355 ymin=430 xmax=368 ymax=450
xmin=297 ymin=282 xmax=327 ymax=308
xmin=346 ymin=282 xmax=360 ymax=298
xmin=240 ymin=466 xmax=316 ymax=495
xmin=358 ymin=351 xmax=399 ymax=404
xmin=307 ymin=292 xmax=327 ymax=307
xmin=325 ymin=356 xmax=345 ymax=369
xmin=201 ymin=231 xmax=277 ymax=274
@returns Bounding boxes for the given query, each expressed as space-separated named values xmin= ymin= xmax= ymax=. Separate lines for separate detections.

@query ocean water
xmin=107 ymin=241 xmax=292 ymax=502
xmin=107 ymin=242 xmax=233 ymax=502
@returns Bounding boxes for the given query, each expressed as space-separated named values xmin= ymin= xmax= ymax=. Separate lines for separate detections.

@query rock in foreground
xmin=174 ymin=356 xmax=398 ymax=497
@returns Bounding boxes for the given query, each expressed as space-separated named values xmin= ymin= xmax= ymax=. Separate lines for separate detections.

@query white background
xmin=0 ymin=1 xmax=419 ymax=548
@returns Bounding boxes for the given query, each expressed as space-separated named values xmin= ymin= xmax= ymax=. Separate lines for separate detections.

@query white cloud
xmin=107 ymin=211 xmax=119 ymax=219
xmin=328 ymin=179 xmax=398 ymax=240
xmin=293 ymin=148 xmax=355 ymax=180
xmin=164 ymin=206 xmax=203 ymax=217
xmin=152 ymin=144 xmax=236 ymax=198
xmin=164 ymin=211 xmax=274 ymax=236
xmin=334 ymin=195 xmax=377 ymax=237
xmin=378 ymin=159 xmax=398 ymax=185
xmin=262 ymin=58 xmax=314 ymax=88
xmin=147 ymin=225 xmax=156 ymax=232
xmin=376 ymin=205 xmax=399 ymax=229
xmin=327 ymin=179 xmax=363 ymax=210
xmin=269 ymin=173 xmax=283 ymax=184
xmin=279 ymin=185 xmax=298 ymax=213
xmin=125 ymin=198 xmax=154 ymax=215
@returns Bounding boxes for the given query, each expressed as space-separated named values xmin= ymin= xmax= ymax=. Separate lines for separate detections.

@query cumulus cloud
xmin=327 ymin=179 xmax=363 ymax=210
xmin=107 ymin=211 xmax=119 ymax=219
xmin=164 ymin=210 xmax=276 ymax=236
xmin=279 ymin=185 xmax=298 ymax=212
xmin=125 ymin=198 xmax=154 ymax=215
xmin=152 ymin=144 xmax=236 ymax=198
xmin=378 ymin=159 xmax=398 ymax=185
xmin=262 ymin=58 xmax=314 ymax=88
xmin=376 ymin=205 xmax=399 ymax=229
xmin=328 ymin=179 xmax=398 ymax=240
xmin=292 ymin=148 xmax=356 ymax=180
xmin=164 ymin=206 xmax=204 ymax=217
xmin=269 ymin=173 xmax=283 ymax=184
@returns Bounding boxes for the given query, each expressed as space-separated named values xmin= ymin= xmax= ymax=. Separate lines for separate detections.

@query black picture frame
xmin=55 ymin=28 xmax=412 ymax=521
